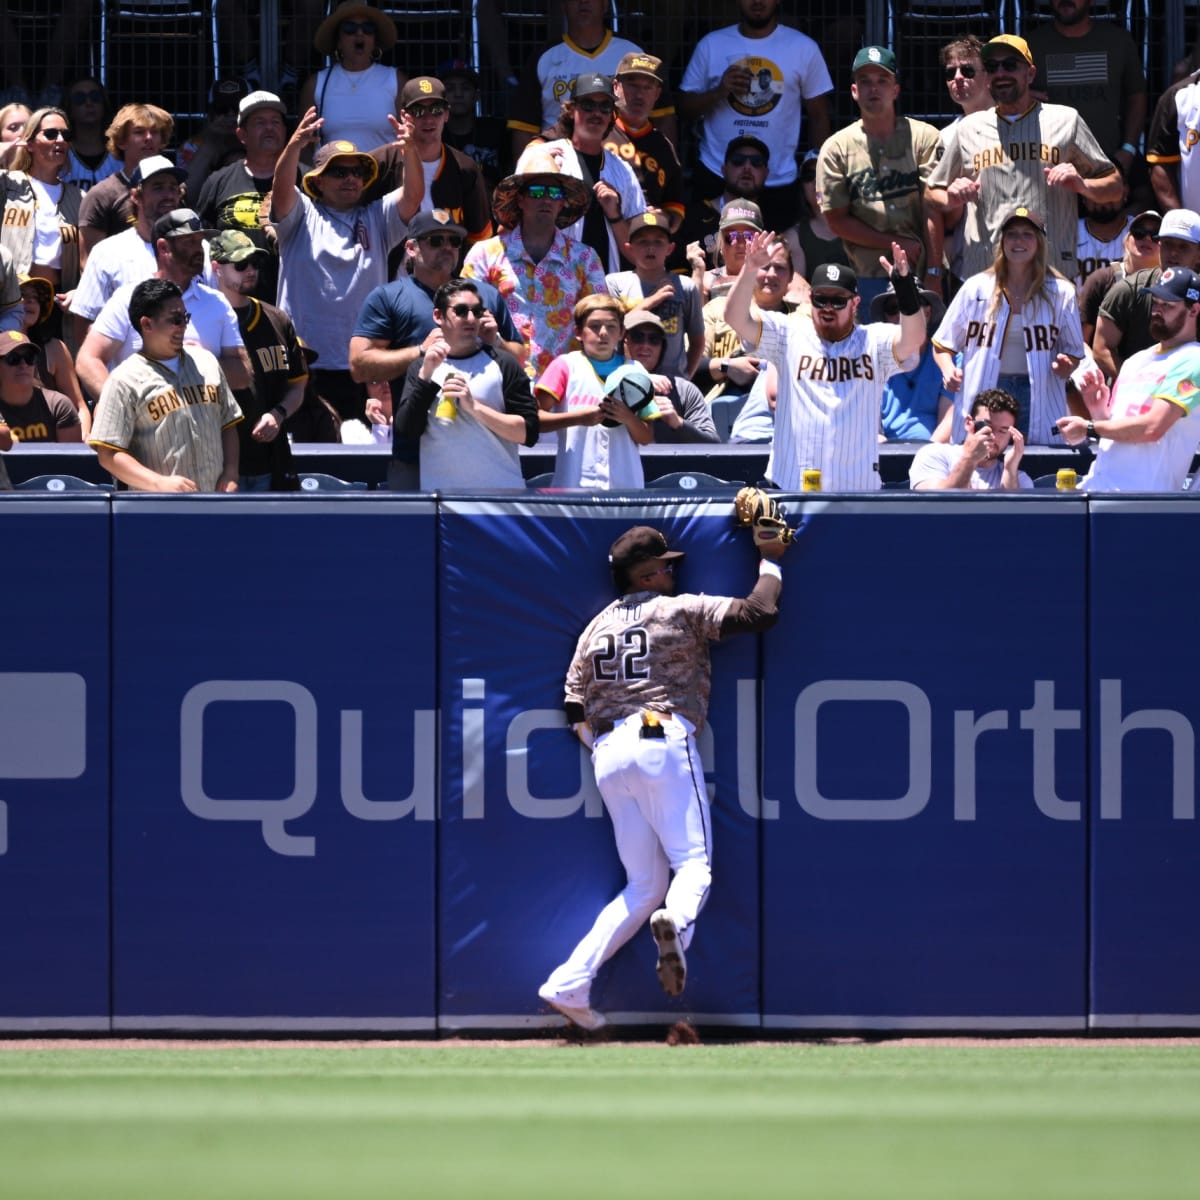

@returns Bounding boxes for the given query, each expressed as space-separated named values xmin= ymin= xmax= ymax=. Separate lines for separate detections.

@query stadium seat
xmin=298 ymin=473 xmax=368 ymax=491
xmin=14 ymin=475 xmax=114 ymax=492
xmin=648 ymin=471 xmax=744 ymax=490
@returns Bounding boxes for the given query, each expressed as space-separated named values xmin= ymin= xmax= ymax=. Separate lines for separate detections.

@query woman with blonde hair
xmin=0 ymin=103 xmax=31 ymax=143
xmin=0 ymin=107 xmax=85 ymax=338
xmin=932 ymin=206 xmax=1085 ymax=444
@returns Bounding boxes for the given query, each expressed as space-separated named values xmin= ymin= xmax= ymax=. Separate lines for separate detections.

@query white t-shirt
xmin=70 ymin=227 xmax=156 ymax=320
xmin=1083 ymin=342 xmax=1200 ymax=492
xmin=909 ymin=442 xmax=1033 ymax=490
xmin=680 ymin=23 xmax=833 ymax=186
xmin=90 ymin=276 xmax=243 ymax=366
xmin=29 ymin=178 xmax=64 ymax=268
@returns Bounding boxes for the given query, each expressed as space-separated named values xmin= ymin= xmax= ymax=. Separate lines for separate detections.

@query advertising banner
xmin=109 ymin=496 xmax=438 ymax=1030
xmin=436 ymin=497 xmax=763 ymax=1029
xmin=1088 ymin=500 xmax=1200 ymax=1029
xmin=760 ymin=497 xmax=1089 ymax=1030
xmin=0 ymin=498 xmax=111 ymax=1029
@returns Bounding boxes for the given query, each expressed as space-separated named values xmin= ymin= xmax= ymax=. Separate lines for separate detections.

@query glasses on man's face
xmin=408 ymin=103 xmax=448 ymax=119
xmin=728 ymin=152 xmax=767 ymax=169
xmin=162 ymin=310 xmax=192 ymax=327
xmin=523 ymin=184 xmax=565 ymax=201
xmin=811 ymin=294 xmax=851 ymax=310
xmin=340 ymin=20 xmax=376 ymax=35
xmin=984 ymin=56 xmax=1023 ymax=74
xmin=2 ymin=347 xmax=38 ymax=367
xmin=1130 ymin=225 xmax=1159 ymax=241
xmin=723 ymin=229 xmax=755 ymax=245
xmin=422 ymin=233 xmax=463 ymax=249
xmin=70 ymin=89 xmax=103 ymax=105
xmin=325 ymin=164 xmax=367 ymax=180
xmin=943 ymin=63 xmax=977 ymax=81
xmin=576 ymin=98 xmax=614 ymax=115
xmin=626 ymin=329 xmax=664 ymax=345
xmin=448 ymin=303 xmax=484 ymax=319
xmin=38 ymin=128 xmax=72 ymax=142
xmin=225 ymin=258 xmax=258 ymax=272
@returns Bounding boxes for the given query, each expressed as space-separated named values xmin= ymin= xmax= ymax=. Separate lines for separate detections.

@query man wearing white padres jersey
xmin=1147 ymin=70 xmax=1200 ymax=214
xmin=724 ymin=235 xmax=925 ymax=491
xmin=926 ymin=34 xmax=1121 ymax=283
xmin=89 ymin=278 xmax=242 ymax=492
xmin=1057 ymin=267 xmax=1200 ymax=492
xmin=539 ymin=524 xmax=787 ymax=1031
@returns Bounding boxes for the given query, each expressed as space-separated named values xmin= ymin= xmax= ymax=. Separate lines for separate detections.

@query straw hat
xmin=313 ymin=3 xmax=397 ymax=55
xmin=492 ymin=143 xmax=592 ymax=230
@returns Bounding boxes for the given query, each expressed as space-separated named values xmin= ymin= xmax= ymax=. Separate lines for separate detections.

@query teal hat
xmin=852 ymin=46 xmax=897 ymax=76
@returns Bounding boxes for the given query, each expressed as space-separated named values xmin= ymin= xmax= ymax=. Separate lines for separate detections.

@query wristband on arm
xmin=890 ymin=269 xmax=923 ymax=316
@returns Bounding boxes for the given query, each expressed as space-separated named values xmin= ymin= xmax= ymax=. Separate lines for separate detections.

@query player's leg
xmin=640 ymin=718 xmax=712 ymax=952
xmin=539 ymin=725 xmax=670 ymax=1005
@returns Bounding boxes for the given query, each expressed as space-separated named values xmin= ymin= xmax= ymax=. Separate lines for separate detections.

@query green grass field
xmin=1 ymin=1041 xmax=1197 ymax=1200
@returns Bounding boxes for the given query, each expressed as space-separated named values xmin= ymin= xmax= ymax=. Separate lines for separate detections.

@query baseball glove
xmin=733 ymin=486 xmax=795 ymax=546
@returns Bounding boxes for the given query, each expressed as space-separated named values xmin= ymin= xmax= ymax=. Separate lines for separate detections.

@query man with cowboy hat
xmin=270 ymin=103 xmax=421 ymax=425
xmin=463 ymin=145 xmax=606 ymax=380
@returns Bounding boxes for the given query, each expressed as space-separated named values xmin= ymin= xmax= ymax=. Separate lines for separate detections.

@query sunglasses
xmin=523 ymin=184 xmax=565 ymax=201
xmin=422 ymin=233 xmax=463 ymax=249
xmin=162 ymin=310 xmax=192 ymax=327
xmin=723 ymin=229 xmax=756 ymax=244
xmin=324 ymin=164 xmax=368 ymax=180
xmin=811 ymin=294 xmax=851 ymax=310
xmin=408 ymin=103 xmax=448 ymax=118
xmin=38 ymin=128 xmax=72 ymax=142
xmin=340 ymin=20 xmax=377 ymax=34
xmin=984 ymin=57 xmax=1024 ymax=74
xmin=943 ymin=64 xmax=977 ymax=81
xmin=576 ymin=98 xmax=614 ymax=114
xmin=2 ymin=347 xmax=38 ymax=366
xmin=1130 ymin=225 xmax=1159 ymax=240
xmin=448 ymin=303 xmax=484 ymax=318
xmin=224 ymin=258 xmax=258 ymax=271
xmin=626 ymin=329 xmax=664 ymax=344
xmin=70 ymin=89 xmax=103 ymax=105
xmin=728 ymin=152 xmax=767 ymax=168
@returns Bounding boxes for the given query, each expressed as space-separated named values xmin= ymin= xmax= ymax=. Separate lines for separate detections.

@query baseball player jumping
xmin=539 ymin=517 xmax=789 ymax=1032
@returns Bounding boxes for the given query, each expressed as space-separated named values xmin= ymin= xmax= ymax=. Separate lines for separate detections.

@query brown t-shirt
xmin=0 ymin=387 xmax=79 ymax=442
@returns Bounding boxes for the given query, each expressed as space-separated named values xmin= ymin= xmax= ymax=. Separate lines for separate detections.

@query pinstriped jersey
xmin=89 ymin=346 xmax=242 ymax=490
xmin=751 ymin=309 xmax=900 ymax=491
xmin=565 ymin=590 xmax=732 ymax=731
xmin=1146 ymin=73 xmax=1200 ymax=213
xmin=931 ymin=272 xmax=1085 ymax=445
xmin=928 ymin=102 xmax=1116 ymax=280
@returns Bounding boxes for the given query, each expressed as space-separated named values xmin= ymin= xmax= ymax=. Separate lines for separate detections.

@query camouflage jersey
xmin=565 ymin=589 xmax=732 ymax=732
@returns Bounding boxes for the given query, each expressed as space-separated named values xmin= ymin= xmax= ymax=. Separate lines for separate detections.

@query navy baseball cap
xmin=811 ymin=262 xmax=858 ymax=294
xmin=1142 ymin=267 xmax=1200 ymax=304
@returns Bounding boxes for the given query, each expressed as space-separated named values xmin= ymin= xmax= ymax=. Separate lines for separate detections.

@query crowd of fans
xmin=2 ymin=0 xmax=1200 ymax=494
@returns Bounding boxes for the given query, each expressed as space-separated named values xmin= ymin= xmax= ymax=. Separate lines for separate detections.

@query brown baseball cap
xmin=609 ymin=526 xmax=685 ymax=576
xmin=615 ymin=52 xmax=663 ymax=83
xmin=401 ymin=77 xmax=447 ymax=108
xmin=626 ymin=209 xmax=672 ymax=239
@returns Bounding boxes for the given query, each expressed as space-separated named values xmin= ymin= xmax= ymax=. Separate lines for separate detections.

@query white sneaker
xmin=537 ymin=983 xmax=607 ymax=1031
xmin=651 ymin=909 xmax=686 ymax=996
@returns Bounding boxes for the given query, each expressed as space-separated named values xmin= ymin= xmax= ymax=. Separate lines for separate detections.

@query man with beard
xmin=678 ymin=0 xmax=832 ymax=234
xmin=672 ymin=135 xmax=768 ymax=278
xmin=926 ymin=34 xmax=1121 ymax=283
xmin=1092 ymin=208 xmax=1200 ymax=380
xmin=1026 ymin=0 xmax=1146 ymax=172
xmin=208 ymin=230 xmax=307 ymax=491
xmin=910 ymin=390 xmax=1031 ymax=491
xmin=70 ymin=154 xmax=185 ymax=331
xmin=195 ymin=92 xmax=293 ymax=304
xmin=1074 ymin=174 xmax=1134 ymax=294
xmin=75 ymin=209 xmax=249 ymax=398
xmin=1057 ymin=267 xmax=1200 ymax=491
xmin=724 ymin=234 xmax=925 ymax=491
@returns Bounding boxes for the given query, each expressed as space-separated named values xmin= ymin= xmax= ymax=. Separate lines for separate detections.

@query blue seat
xmin=298 ymin=473 xmax=368 ymax=491
xmin=648 ymin=471 xmax=744 ymax=491
xmin=15 ymin=475 xmax=114 ymax=492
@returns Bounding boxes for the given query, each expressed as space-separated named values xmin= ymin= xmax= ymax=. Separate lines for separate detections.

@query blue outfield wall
xmin=0 ymin=491 xmax=1196 ymax=1031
